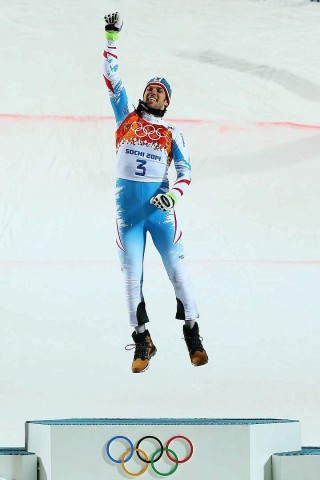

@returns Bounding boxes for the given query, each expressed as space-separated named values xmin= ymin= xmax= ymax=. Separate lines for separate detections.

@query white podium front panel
xmin=272 ymin=447 xmax=320 ymax=480
xmin=25 ymin=418 xmax=301 ymax=480
xmin=0 ymin=448 xmax=37 ymax=480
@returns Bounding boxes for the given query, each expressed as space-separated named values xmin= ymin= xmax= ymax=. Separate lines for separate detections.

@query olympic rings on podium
xmin=166 ymin=435 xmax=193 ymax=463
xmin=106 ymin=434 xmax=193 ymax=477
xmin=122 ymin=448 xmax=149 ymax=476
xmin=106 ymin=435 xmax=134 ymax=463
xmin=136 ymin=435 xmax=163 ymax=463
xmin=151 ymin=448 xmax=178 ymax=477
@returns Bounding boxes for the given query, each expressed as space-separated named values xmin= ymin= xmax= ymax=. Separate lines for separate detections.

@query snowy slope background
xmin=0 ymin=0 xmax=320 ymax=446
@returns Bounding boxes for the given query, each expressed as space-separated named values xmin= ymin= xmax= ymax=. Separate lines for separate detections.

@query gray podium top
xmin=26 ymin=418 xmax=299 ymax=426
xmin=0 ymin=448 xmax=35 ymax=455
xmin=274 ymin=447 xmax=320 ymax=456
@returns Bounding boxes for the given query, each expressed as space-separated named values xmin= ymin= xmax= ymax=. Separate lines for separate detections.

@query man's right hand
xmin=104 ymin=12 xmax=123 ymax=32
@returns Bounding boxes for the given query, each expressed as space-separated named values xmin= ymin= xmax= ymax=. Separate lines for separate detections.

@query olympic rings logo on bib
xmin=106 ymin=435 xmax=193 ymax=477
xmin=130 ymin=121 xmax=171 ymax=142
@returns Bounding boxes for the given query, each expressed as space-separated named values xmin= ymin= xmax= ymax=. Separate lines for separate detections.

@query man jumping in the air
xmin=103 ymin=12 xmax=208 ymax=373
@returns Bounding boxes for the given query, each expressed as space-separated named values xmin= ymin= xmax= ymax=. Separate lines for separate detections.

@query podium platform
xmin=25 ymin=418 xmax=301 ymax=480
xmin=0 ymin=448 xmax=37 ymax=480
xmin=272 ymin=447 xmax=320 ymax=480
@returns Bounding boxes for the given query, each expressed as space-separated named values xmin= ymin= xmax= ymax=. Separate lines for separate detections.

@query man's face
xmin=143 ymin=84 xmax=168 ymax=110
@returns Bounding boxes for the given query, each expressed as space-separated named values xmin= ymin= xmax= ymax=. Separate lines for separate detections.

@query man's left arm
xmin=150 ymin=128 xmax=191 ymax=211
xmin=170 ymin=129 xmax=192 ymax=201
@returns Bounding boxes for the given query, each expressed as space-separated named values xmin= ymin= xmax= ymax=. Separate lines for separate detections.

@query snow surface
xmin=0 ymin=0 xmax=320 ymax=446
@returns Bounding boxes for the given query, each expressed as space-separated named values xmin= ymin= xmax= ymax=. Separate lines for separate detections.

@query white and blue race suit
xmin=103 ymin=38 xmax=199 ymax=326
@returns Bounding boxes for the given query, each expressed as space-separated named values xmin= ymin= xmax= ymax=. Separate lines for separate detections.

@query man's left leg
xmin=148 ymin=209 xmax=208 ymax=366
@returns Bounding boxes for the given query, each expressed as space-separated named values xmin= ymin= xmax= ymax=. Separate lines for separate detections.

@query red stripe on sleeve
xmin=103 ymin=76 xmax=115 ymax=93
xmin=174 ymin=179 xmax=191 ymax=186
xmin=172 ymin=187 xmax=184 ymax=196
xmin=103 ymin=50 xmax=118 ymax=59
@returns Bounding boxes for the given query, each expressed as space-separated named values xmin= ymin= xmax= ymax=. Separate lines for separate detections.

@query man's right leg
xmin=117 ymin=223 xmax=156 ymax=373
xmin=116 ymin=179 xmax=156 ymax=372
xmin=117 ymin=224 xmax=157 ymax=372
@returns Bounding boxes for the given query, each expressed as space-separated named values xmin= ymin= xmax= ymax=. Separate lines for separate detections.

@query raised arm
xmin=102 ymin=13 xmax=134 ymax=127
